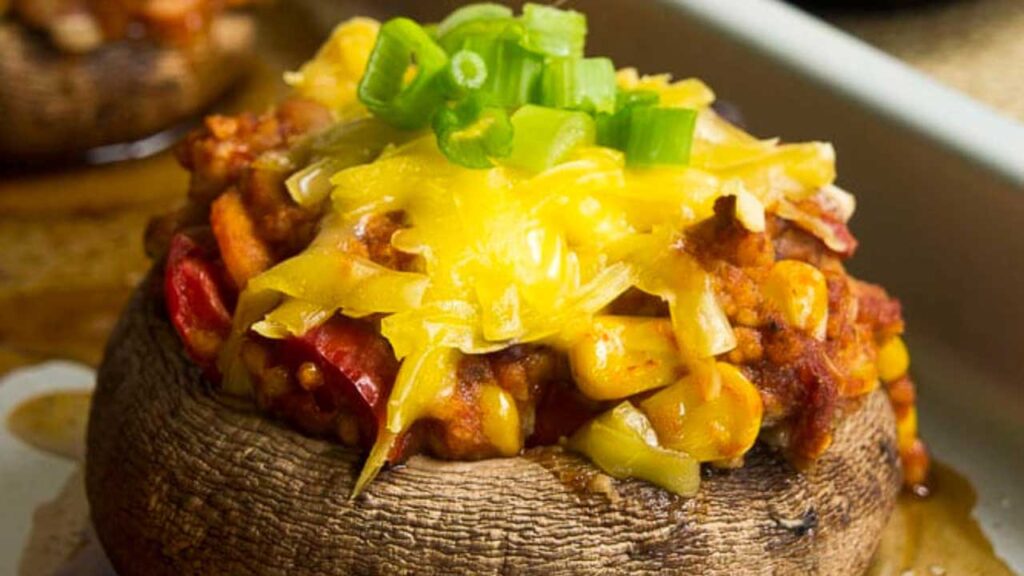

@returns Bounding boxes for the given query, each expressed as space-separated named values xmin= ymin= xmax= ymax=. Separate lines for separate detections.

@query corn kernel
xmin=763 ymin=260 xmax=828 ymax=340
xmin=843 ymin=347 xmax=880 ymax=397
xmin=897 ymin=405 xmax=918 ymax=453
xmin=296 ymin=362 xmax=324 ymax=391
xmin=902 ymin=438 xmax=930 ymax=487
xmin=877 ymin=336 xmax=910 ymax=382
xmin=337 ymin=416 xmax=361 ymax=446
xmin=478 ymin=384 xmax=522 ymax=457
xmin=639 ymin=362 xmax=763 ymax=462
xmin=569 ymin=316 xmax=683 ymax=401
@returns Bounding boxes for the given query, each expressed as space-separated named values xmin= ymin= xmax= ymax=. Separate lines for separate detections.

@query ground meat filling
xmin=164 ymin=109 xmax=918 ymax=474
xmin=682 ymin=197 xmax=909 ymax=464
xmin=150 ymin=99 xmax=332 ymax=264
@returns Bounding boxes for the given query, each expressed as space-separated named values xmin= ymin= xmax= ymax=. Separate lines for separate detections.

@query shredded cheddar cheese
xmin=219 ymin=18 xmax=862 ymax=493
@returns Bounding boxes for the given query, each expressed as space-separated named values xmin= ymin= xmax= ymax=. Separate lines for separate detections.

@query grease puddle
xmin=868 ymin=463 xmax=1015 ymax=576
xmin=7 ymin=391 xmax=91 ymax=461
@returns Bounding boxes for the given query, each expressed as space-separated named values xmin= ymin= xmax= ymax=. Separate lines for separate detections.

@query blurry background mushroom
xmin=0 ymin=0 xmax=256 ymax=163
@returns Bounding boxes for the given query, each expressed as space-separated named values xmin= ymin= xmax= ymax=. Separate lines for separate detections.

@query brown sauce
xmin=0 ymin=4 xmax=1016 ymax=575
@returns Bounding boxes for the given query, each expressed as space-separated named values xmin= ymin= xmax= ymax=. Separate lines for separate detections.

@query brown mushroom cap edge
xmin=86 ymin=271 xmax=902 ymax=576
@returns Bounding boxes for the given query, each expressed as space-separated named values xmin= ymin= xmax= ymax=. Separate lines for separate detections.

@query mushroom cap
xmin=0 ymin=14 xmax=254 ymax=160
xmin=87 ymin=272 xmax=901 ymax=575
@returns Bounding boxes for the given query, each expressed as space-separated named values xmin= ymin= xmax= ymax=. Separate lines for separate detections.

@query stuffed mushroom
xmin=0 ymin=0 xmax=255 ymax=160
xmin=87 ymin=6 xmax=928 ymax=574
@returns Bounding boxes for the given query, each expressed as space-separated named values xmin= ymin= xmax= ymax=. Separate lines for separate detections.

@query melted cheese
xmin=221 ymin=18 xmax=842 ymax=489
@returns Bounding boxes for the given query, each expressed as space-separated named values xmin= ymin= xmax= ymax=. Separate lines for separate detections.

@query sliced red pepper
xmin=164 ymin=231 xmax=235 ymax=380
xmin=277 ymin=316 xmax=400 ymax=446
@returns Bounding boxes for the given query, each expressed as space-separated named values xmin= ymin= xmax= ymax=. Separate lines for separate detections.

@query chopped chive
xmin=503 ymin=105 xmax=596 ymax=172
xmin=357 ymin=18 xmax=449 ymax=130
xmin=624 ymin=107 xmax=698 ymax=167
xmin=540 ymin=57 xmax=617 ymax=114
xmin=434 ymin=97 xmax=513 ymax=169
xmin=521 ymin=3 xmax=587 ymax=58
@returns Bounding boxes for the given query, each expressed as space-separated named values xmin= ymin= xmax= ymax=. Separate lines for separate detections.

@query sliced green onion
xmin=624 ymin=107 xmax=698 ymax=167
xmin=540 ymin=57 xmax=617 ymax=114
xmin=445 ymin=49 xmax=488 ymax=94
xmin=304 ymin=117 xmax=410 ymax=158
xmin=521 ymin=3 xmax=587 ymax=58
xmin=597 ymin=90 xmax=661 ymax=149
xmin=437 ymin=15 xmax=524 ymax=54
xmin=503 ymin=105 xmax=596 ymax=172
xmin=595 ymin=112 xmax=619 ymax=149
xmin=434 ymin=97 xmax=513 ymax=169
xmin=465 ymin=37 xmax=544 ymax=108
xmin=616 ymin=89 xmax=660 ymax=110
xmin=436 ymin=3 xmax=514 ymax=38
xmin=357 ymin=18 xmax=449 ymax=130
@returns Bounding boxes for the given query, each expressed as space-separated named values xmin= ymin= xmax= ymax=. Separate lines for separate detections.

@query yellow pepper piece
xmin=354 ymin=346 xmax=460 ymax=496
xmin=568 ymin=402 xmax=700 ymax=497
xmin=252 ymin=298 xmax=332 ymax=339
xmin=763 ymin=260 xmax=829 ymax=341
xmin=877 ymin=336 xmax=910 ymax=382
xmin=569 ymin=316 xmax=682 ymax=401
xmin=478 ymin=384 xmax=522 ymax=457
xmin=640 ymin=362 xmax=763 ymax=463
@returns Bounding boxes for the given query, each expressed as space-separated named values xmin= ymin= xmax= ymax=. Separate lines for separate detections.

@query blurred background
xmin=817 ymin=0 xmax=1024 ymax=123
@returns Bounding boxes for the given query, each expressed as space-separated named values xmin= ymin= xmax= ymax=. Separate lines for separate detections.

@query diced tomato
xmin=164 ymin=232 xmax=235 ymax=379
xmin=277 ymin=316 xmax=400 ymax=445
